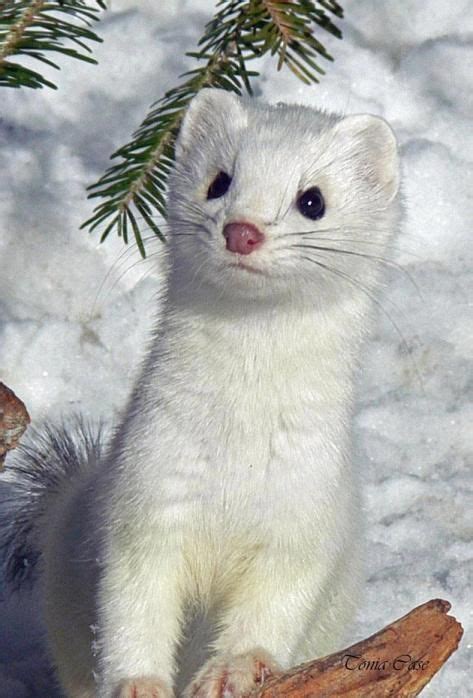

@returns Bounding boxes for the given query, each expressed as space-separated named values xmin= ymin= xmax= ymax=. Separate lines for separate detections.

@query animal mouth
xmin=227 ymin=261 xmax=266 ymax=275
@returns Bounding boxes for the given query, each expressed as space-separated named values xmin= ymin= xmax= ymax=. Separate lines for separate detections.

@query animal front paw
xmin=183 ymin=649 xmax=280 ymax=697
xmin=113 ymin=676 xmax=174 ymax=698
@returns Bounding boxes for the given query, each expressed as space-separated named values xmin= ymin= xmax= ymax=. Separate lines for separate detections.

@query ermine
xmin=1 ymin=88 xmax=401 ymax=698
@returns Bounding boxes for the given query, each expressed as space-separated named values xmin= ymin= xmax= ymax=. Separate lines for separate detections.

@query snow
xmin=0 ymin=0 xmax=472 ymax=695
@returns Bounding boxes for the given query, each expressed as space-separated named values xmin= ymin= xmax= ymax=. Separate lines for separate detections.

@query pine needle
xmin=0 ymin=0 xmax=105 ymax=90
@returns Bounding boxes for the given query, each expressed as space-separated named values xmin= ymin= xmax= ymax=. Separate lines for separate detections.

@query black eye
xmin=207 ymin=171 xmax=232 ymax=200
xmin=297 ymin=187 xmax=325 ymax=220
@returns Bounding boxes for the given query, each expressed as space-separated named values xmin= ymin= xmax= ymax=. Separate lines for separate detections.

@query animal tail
xmin=0 ymin=416 xmax=104 ymax=590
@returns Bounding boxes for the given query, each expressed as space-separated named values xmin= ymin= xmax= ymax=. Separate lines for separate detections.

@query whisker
xmin=291 ymin=243 xmax=421 ymax=299
xmin=182 ymin=254 xmax=211 ymax=297
xmin=126 ymin=254 xmax=165 ymax=291
xmin=276 ymin=228 xmax=419 ymax=259
xmin=300 ymin=252 xmax=423 ymax=388
xmin=275 ymin=160 xmax=299 ymax=223
xmin=171 ymin=196 xmax=219 ymax=227
xmin=299 ymin=234 xmax=418 ymax=255
xmin=104 ymin=253 xmax=160 ymax=301
xmin=91 ymin=234 xmax=166 ymax=316
xmin=302 ymin=122 xmax=341 ymax=184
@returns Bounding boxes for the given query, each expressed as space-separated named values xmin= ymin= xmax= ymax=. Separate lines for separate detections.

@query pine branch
xmin=0 ymin=0 xmax=105 ymax=90
xmin=83 ymin=0 xmax=344 ymax=256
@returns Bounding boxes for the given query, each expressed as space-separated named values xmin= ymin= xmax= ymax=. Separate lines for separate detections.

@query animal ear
xmin=175 ymin=88 xmax=248 ymax=160
xmin=333 ymin=114 xmax=400 ymax=201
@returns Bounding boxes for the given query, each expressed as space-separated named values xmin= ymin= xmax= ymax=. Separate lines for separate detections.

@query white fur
xmin=38 ymin=89 xmax=401 ymax=697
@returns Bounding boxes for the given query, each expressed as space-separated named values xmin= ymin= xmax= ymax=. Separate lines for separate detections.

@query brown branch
xmin=262 ymin=1 xmax=294 ymax=40
xmin=255 ymin=599 xmax=463 ymax=697
xmin=0 ymin=382 xmax=30 ymax=470
xmin=262 ymin=0 xmax=294 ymax=69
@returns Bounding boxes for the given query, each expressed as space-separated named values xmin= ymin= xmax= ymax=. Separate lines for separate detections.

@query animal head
xmin=167 ymin=89 xmax=401 ymax=308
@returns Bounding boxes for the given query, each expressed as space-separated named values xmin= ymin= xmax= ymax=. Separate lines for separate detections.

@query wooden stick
xmin=0 ymin=382 xmax=30 ymax=470
xmin=255 ymin=599 xmax=463 ymax=697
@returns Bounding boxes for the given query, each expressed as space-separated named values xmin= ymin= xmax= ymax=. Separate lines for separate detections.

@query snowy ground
xmin=0 ymin=0 xmax=472 ymax=696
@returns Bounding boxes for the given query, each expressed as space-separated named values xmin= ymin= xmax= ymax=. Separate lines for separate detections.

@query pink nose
xmin=223 ymin=221 xmax=265 ymax=255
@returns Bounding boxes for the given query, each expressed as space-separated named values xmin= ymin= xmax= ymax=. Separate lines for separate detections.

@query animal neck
xmin=155 ymin=277 xmax=372 ymax=387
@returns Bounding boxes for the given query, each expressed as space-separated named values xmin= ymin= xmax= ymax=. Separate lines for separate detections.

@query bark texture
xmin=255 ymin=599 xmax=463 ymax=697
xmin=0 ymin=382 xmax=30 ymax=470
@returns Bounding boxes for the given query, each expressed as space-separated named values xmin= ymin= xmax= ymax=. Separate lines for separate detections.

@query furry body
xmin=1 ymin=90 xmax=400 ymax=697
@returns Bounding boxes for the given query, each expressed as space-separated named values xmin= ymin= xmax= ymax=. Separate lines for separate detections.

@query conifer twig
xmin=0 ymin=0 xmax=105 ymax=90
